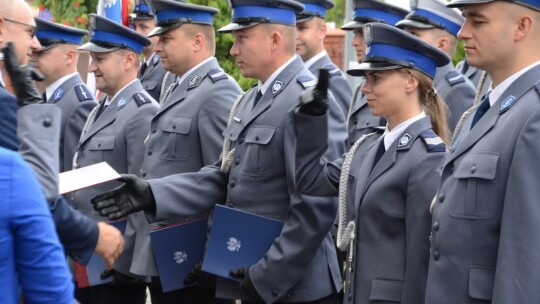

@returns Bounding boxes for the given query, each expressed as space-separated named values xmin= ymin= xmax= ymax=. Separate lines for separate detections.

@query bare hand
xmin=95 ymin=222 xmax=124 ymax=270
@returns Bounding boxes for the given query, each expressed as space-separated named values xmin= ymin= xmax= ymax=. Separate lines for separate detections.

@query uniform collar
xmin=106 ymin=78 xmax=138 ymax=106
xmin=383 ymin=111 xmax=426 ymax=150
xmin=489 ymin=60 xmax=540 ymax=107
xmin=176 ymin=56 xmax=214 ymax=86
xmin=303 ymin=50 xmax=327 ymax=70
xmin=258 ymin=55 xmax=298 ymax=95
xmin=46 ymin=72 xmax=79 ymax=101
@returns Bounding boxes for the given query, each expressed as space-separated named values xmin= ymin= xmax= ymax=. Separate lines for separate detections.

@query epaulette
xmin=445 ymin=71 xmax=466 ymax=86
xmin=297 ymin=75 xmax=317 ymax=89
xmin=133 ymin=92 xmax=152 ymax=107
xmin=419 ymin=129 xmax=446 ymax=153
xmin=208 ymin=68 xmax=228 ymax=83
xmin=75 ymin=85 xmax=94 ymax=102
xmin=322 ymin=63 xmax=343 ymax=78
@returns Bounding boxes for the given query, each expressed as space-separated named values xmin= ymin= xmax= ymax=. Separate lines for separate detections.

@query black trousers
xmin=75 ymin=282 xmax=147 ymax=304
xmin=243 ymin=293 xmax=340 ymax=304
xmin=148 ymin=276 xmax=234 ymax=304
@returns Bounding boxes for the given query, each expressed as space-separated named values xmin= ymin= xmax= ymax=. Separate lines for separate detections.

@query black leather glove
xmin=184 ymin=261 xmax=202 ymax=286
xmin=2 ymin=42 xmax=44 ymax=107
xmin=91 ymin=174 xmax=155 ymax=220
xmin=184 ymin=261 xmax=217 ymax=291
xmin=230 ymin=267 xmax=263 ymax=301
xmin=298 ymin=68 xmax=329 ymax=116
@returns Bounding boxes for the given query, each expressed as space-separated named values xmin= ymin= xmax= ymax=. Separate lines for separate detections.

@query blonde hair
xmin=404 ymin=68 xmax=450 ymax=144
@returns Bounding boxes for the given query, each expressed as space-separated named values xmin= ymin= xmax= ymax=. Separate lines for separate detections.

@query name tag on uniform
xmin=201 ymin=205 xmax=284 ymax=281
xmin=149 ymin=217 xmax=209 ymax=292
xmin=74 ymin=220 xmax=127 ymax=288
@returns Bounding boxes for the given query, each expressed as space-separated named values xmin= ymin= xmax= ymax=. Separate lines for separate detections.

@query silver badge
xmin=189 ymin=75 xmax=201 ymax=87
xmin=500 ymin=95 xmax=516 ymax=112
xmin=363 ymin=24 xmax=372 ymax=45
xmin=118 ymin=97 xmax=127 ymax=107
xmin=272 ymin=80 xmax=283 ymax=94
xmin=398 ymin=133 xmax=412 ymax=147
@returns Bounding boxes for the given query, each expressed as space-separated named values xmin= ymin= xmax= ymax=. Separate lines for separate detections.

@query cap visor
xmin=446 ymin=0 xmax=494 ymax=8
xmin=218 ymin=22 xmax=260 ymax=33
xmin=347 ymin=62 xmax=403 ymax=76
xmin=36 ymin=43 xmax=60 ymax=52
xmin=395 ymin=19 xmax=435 ymax=30
xmin=296 ymin=15 xmax=315 ymax=23
xmin=78 ymin=42 xmax=118 ymax=53
xmin=147 ymin=23 xmax=182 ymax=37
xmin=341 ymin=20 xmax=364 ymax=30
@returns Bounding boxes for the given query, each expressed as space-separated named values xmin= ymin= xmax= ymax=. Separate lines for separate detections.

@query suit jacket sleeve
xmin=492 ymin=107 xmax=540 ymax=303
xmin=402 ymin=152 xmax=442 ymax=304
xmin=9 ymin=152 xmax=73 ymax=304
xmin=0 ymin=89 xmax=18 ymax=151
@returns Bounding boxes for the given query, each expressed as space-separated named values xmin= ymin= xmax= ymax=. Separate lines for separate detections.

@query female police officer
xmin=294 ymin=22 xmax=449 ymax=304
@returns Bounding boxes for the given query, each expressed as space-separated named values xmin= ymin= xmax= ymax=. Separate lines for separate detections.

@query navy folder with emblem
xmin=74 ymin=220 xmax=127 ymax=288
xmin=149 ymin=217 xmax=209 ymax=292
xmin=201 ymin=205 xmax=284 ymax=281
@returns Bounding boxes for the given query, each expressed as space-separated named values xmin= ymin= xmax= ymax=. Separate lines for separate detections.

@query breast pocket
xmin=450 ymin=152 xmax=499 ymax=219
xmin=241 ymin=126 xmax=277 ymax=177
xmin=160 ymin=116 xmax=192 ymax=161
xmin=87 ymin=135 xmax=116 ymax=163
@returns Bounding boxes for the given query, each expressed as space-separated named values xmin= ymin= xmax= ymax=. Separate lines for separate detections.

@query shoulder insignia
xmin=133 ymin=92 xmax=151 ymax=107
xmin=208 ymin=68 xmax=228 ymax=83
xmin=397 ymin=132 xmax=413 ymax=148
xmin=272 ymin=80 xmax=284 ymax=95
xmin=117 ymin=97 xmax=128 ymax=109
xmin=75 ymin=85 xmax=94 ymax=102
xmin=188 ymin=74 xmax=203 ymax=89
xmin=419 ymin=129 xmax=446 ymax=153
xmin=53 ymin=88 xmax=64 ymax=102
xmin=445 ymin=71 xmax=466 ymax=86
xmin=297 ymin=75 xmax=317 ymax=89
xmin=500 ymin=95 xmax=517 ymax=113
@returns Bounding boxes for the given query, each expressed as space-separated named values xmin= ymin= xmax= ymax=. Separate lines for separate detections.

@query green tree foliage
xmin=33 ymin=0 xmax=91 ymax=28
xmin=325 ymin=0 xmax=345 ymax=28
xmin=188 ymin=0 xmax=256 ymax=90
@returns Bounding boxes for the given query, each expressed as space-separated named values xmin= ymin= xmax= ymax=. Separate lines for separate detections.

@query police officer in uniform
xmin=73 ymin=14 xmax=159 ymax=304
xmin=295 ymin=0 xmax=352 ymax=117
xmin=295 ymin=22 xmax=449 ymax=304
xmin=122 ymin=1 xmax=241 ymax=303
xmin=92 ymin=0 xmax=347 ymax=303
xmin=32 ymin=18 xmax=98 ymax=172
xmin=427 ymin=0 xmax=540 ymax=302
xmin=397 ymin=0 xmax=476 ymax=132
xmin=341 ymin=0 xmax=408 ymax=148
xmin=131 ymin=0 xmax=167 ymax=101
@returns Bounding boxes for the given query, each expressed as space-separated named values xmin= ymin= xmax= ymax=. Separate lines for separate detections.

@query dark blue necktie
xmin=253 ymin=90 xmax=262 ymax=109
xmin=139 ymin=62 xmax=148 ymax=77
xmin=94 ymin=103 xmax=108 ymax=121
xmin=471 ymin=95 xmax=490 ymax=129
xmin=371 ymin=137 xmax=385 ymax=171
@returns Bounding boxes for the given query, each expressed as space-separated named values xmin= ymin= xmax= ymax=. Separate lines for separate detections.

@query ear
xmin=436 ymin=36 xmax=449 ymax=52
xmin=124 ymin=51 xmax=137 ymax=70
xmin=65 ymin=49 xmax=77 ymax=65
xmin=405 ymin=72 xmax=419 ymax=93
xmin=319 ymin=22 xmax=327 ymax=40
xmin=270 ymin=30 xmax=282 ymax=52
xmin=193 ymin=32 xmax=205 ymax=52
xmin=515 ymin=15 xmax=533 ymax=42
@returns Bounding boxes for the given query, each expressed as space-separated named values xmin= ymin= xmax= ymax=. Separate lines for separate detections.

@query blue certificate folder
xmin=201 ymin=205 xmax=284 ymax=281
xmin=149 ymin=217 xmax=209 ymax=292
xmin=74 ymin=220 xmax=127 ymax=288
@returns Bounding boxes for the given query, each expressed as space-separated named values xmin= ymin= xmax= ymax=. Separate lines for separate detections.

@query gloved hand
xmin=184 ymin=261 xmax=202 ymax=286
xmin=91 ymin=174 xmax=155 ymax=220
xmin=298 ymin=68 xmax=329 ymax=116
xmin=2 ymin=41 xmax=44 ymax=107
xmin=230 ymin=267 xmax=263 ymax=301
xmin=184 ymin=261 xmax=217 ymax=291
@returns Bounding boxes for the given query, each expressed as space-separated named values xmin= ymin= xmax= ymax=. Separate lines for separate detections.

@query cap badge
xmin=397 ymin=133 xmax=412 ymax=148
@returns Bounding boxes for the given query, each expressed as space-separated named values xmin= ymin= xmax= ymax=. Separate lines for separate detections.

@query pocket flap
xmin=88 ymin=135 xmax=116 ymax=150
xmin=143 ymin=80 xmax=158 ymax=91
xmin=369 ymin=279 xmax=403 ymax=302
xmin=223 ymin=121 xmax=243 ymax=141
xmin=356 ymin=116 xmax=382 ymax=130
xmin=454 ymin=153 xmax=499 ymax=180
xmin=469 ymin=266 xmax=494 ymax=300
xmin=161 ymin=116 xmax=192 ymax=134
xmin=244 ymin=126 xmax=276 ymax=145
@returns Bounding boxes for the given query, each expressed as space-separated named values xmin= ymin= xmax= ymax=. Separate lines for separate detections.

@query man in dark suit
xmin=32 ymin=18 xmax=98 ymax=172
xmin=131 ymin=0 xmax=167 ymax=101
xmin=428 ymin=0 xmax=540 ymax=302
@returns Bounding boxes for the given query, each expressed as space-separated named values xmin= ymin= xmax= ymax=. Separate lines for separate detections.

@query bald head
xmin=0 ymin=0 xmax=40 ymax=65
xmin=32 ymin=44 xmax=81 ymax=86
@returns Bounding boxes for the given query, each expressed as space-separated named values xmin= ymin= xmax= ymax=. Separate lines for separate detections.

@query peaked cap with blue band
xmin=341 ymin=0 xmax=409 ymax=30
xmin=218 ymin=0 xmax=305 ymax=33
xmin=131 ymin=0 xmax=155 ymax=20
xmin=35 ymin=18 xmax=88 ymax=51
xmin=347 ymin=23 xmax=449 ymax=79
xmin=295 ymin=0 xmax=335 ymax=23
xmin=147 ymin=0 xmax=218 ymax=37
xmin=79 ymin=14 xmax=151 ymax=54
xmin=396 ymin=0 xmax=464 ymax=36
xmin=447 ymin=0 xmax=540 ymax=11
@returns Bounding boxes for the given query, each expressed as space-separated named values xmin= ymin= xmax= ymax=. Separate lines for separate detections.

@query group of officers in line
xmin=2 ymin=0 xmax=540 ymax=303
